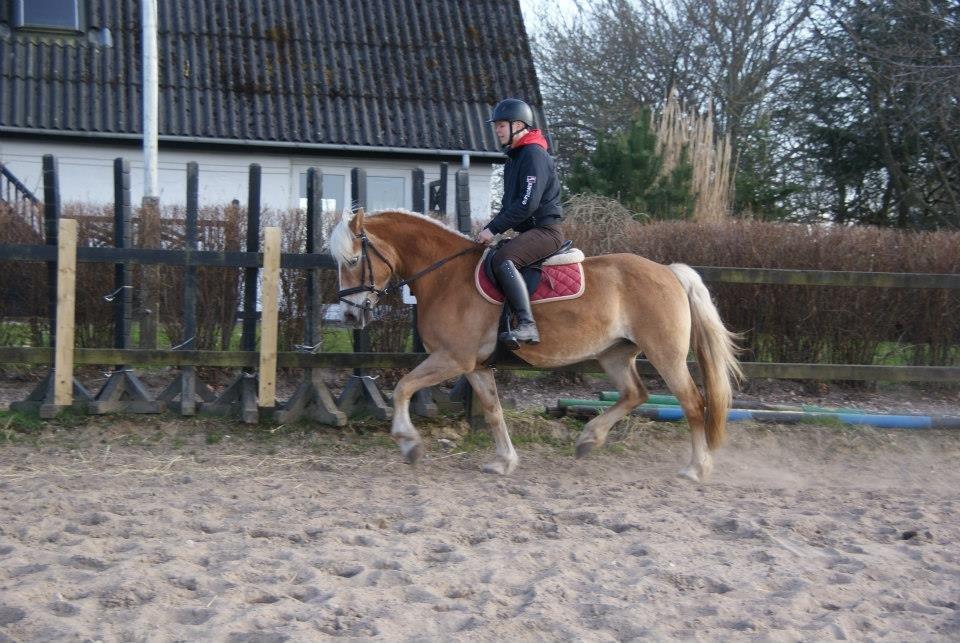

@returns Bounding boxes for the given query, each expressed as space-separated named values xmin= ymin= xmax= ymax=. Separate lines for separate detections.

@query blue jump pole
xmin=565 ymin=405 xmax=960 ymax=430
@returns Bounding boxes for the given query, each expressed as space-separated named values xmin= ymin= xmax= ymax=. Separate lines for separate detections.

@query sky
xmin=518 ymin=0 xmax=584 ymax=36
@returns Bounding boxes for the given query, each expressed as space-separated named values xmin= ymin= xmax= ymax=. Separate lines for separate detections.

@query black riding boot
xmin=496 ymin=260 xmax=540 ymax=348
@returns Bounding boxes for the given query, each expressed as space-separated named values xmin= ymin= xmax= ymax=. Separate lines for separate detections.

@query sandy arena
xmin=1 ymin=405 xmax=959 ymax=641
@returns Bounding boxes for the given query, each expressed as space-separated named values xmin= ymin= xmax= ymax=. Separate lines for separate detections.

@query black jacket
xmin=485 ymin=131 xmax=563 ymax=235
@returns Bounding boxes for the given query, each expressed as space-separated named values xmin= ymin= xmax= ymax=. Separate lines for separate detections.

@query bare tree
xmin=532 ymin=0 xmax=682 ymax=162
xmin=532 ymin=0 xmax=813 ymax=179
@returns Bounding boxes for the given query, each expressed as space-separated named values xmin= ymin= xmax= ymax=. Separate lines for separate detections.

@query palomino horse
xmin=331 ymin=209 xmax=742 ymax=481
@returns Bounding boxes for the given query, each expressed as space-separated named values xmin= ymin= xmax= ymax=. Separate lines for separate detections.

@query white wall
xmin=0 ymin=138 xmax=495 ymax=222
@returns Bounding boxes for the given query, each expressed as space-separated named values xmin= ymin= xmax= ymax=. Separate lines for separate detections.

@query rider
xmin=477 ymin=98 xmax=563 ymax=347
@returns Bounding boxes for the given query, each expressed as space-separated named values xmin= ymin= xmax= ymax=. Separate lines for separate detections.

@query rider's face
xmin=494 ymin=120 xmax=524 ymax=147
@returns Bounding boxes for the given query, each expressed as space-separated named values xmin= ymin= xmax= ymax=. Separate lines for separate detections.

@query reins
xmin=337 ymin=228 xmax=478 ymax=310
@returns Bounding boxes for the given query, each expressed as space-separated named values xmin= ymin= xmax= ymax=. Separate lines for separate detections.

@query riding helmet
xmin=488 ymin=98 xmax=535 ymax=127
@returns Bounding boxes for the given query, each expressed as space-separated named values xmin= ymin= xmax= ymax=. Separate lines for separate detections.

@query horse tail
xmin=668 ymin=263 xmax=743 ymax=449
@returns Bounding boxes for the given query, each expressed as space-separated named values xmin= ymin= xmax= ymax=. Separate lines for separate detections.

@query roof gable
xmin=0 ymin=0 xmax=545 ymax=154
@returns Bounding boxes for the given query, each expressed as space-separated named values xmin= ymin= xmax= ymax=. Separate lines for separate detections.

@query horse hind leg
xmin=646 ymin=347 xmax=711 ymax=482
xmin=464 ymin=369 xmax=518 ymax=475
xmin=575 ymin=345 xmax=648 ymax=459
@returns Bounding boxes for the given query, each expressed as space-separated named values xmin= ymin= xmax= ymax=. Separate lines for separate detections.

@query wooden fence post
xmin=412 ymin=168 xmax=425 ymax=214
xmin=241 ymin=164 xmax=261 ymax=357
xmin=409 ymin=167 xmax=439 ymax=417
xmin=349 ymin=167 xmax=369 ymax=378
xmin=337 ymin=168 xmax=391 ymax=420
xmin=455 ymin=165 xmax=471 ymax=235
xmin=454 ymin=163 xmax=482 ymax=429
xmin=429 ymin=161 xmax=448 ymax=218
xmin=157 ymin=161 xmax=216 ymax=414
xmin=11 ymin=155 xmax=92 ymax=415
xmin=183 ymin=159 xmax=201 ymax=412
xmin=139 ymin=195 xmax=161 ymax=349
xmin=274 ymin=167 xmax=346 ymax=426
xmin=44 ymin=218 xmax=78 ymax=416
xmin=89 ymin=158 xmax=161 ymax=414
xmin=200 ymin=163 xmax=261 ymax=423
xmin=44 ymin=154 xmax=60 ymax=340
xmin=114 ymin=158 xmax=133 ymax=350
xmin=257 ymin=227 xmax=280 ymax=408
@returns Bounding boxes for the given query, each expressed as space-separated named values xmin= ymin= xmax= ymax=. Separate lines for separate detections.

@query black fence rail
xmin=0 ymin=154 xmax=475 ymax=421
xmin=0 ymin=154 xmax=958 ymax=423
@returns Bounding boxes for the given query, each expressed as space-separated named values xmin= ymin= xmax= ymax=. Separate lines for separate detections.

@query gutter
xmin=0 ymin=126 xmax=507 ymax=161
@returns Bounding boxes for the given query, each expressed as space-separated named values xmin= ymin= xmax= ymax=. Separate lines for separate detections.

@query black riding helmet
xmin=488 ymin=98 xmax=535 ymax=127
xmin=488 ymin=98 xmax=535 ymax=149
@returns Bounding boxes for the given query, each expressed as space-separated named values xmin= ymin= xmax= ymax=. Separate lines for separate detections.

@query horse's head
xmin=329 ymin=208 xmax=397 ymax=328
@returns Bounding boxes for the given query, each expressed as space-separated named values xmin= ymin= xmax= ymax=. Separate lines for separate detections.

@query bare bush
xmin=562 ymin=194 xmax=644 ymax=255
xmin=2 ymin=201 xmax=956 ymax=371
xmin=0 ymin=202 xmax=46 ymax=346
xmin=617 ymin=219 xmax=960 ymax=367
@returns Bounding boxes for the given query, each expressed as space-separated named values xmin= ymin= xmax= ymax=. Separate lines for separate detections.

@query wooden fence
xmin=0 ymin=155 xmax=958 ymax=423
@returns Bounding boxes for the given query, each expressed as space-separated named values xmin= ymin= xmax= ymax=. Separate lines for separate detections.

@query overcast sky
xmin=519 ymin=0 xmax=583 ymax=35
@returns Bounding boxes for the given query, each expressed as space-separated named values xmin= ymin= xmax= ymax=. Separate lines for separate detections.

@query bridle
xmin=336 ymin=228 xmax=477 ymax=313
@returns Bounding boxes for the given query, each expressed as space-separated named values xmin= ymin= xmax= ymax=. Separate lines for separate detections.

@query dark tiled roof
xmin=0 ymin=0 xmax=545 ymax=155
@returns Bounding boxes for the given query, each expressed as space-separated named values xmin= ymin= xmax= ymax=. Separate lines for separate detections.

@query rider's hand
xmin=477 ymin=228 xmax=495 ymax=245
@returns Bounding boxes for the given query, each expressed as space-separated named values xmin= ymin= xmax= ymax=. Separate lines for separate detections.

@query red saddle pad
xmin=475 ymin=257 xmax=585 ymax=305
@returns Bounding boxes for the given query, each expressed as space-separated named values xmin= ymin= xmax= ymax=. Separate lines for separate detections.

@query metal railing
xmin=0 ymin=162 xmax=42 ymax=231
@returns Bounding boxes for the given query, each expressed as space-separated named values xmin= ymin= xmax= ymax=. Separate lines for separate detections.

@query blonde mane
xmin=328 ymin=208 xmax=473 ymax=264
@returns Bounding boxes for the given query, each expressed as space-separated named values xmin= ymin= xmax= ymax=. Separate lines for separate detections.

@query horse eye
xmin=347 ymin=256 xmax=360 ymax=266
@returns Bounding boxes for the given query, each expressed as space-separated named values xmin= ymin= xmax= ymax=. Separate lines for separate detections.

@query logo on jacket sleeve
xmin=521 ymin=175 xmax=537 ymax=206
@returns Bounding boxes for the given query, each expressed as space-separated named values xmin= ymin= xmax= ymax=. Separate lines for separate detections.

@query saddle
xmin=475 ymin=240 xmax=586 ymax=364
xmin=476 ymin=240 xmax=586 ymax=305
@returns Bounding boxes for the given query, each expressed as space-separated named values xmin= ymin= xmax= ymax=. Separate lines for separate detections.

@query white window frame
xmin=14 ymin=0 xmax=84 ymax=33
xmin=366 ymin=174 xmax=407 ymax=212
xmin=295 ymin=170 xmax=345 ymax=214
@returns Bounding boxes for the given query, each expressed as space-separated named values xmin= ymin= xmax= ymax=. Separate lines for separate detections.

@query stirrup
xmin=499 ymin=323 xmax=539 ymax=349
xmin=516 ymin=325 xmax=540 ymax=345
xmin=498 ymin=330 xmax=521 ymax=351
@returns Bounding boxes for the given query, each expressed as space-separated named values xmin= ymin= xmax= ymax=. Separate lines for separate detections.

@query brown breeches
xmin=491 ymin=224 xmax=564 ymax=270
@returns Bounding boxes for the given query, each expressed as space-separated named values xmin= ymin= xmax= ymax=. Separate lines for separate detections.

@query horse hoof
xmin=481 ymin=457 xmax=518 ymax=475
xmin=677 ymin=464 xmax=712 ymax=483
xmin=575 ymin=441 xmax=595 ymax=459
xmin=403 ymin=443 xmax=423 ymax=466
xmin=678 ymin=458 xmax=713 ymax=483
xmin=481 ymin=461 xmax=505 ymax=475
xmin=677 ymin=466 xmax=700 ymax=483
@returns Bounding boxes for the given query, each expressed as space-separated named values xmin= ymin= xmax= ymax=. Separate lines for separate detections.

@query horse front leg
xmin=464 ymin=369 xmax=518 ymax=475
xmin=390 ymin=352 xmax=467 ymax=465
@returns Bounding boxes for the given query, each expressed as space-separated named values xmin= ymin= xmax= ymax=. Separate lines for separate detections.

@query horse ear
xmin=349 ymin=208 xmax=366 ymax=234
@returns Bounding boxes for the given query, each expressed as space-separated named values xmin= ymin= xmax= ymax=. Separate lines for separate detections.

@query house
xmin=0 ymin=0 xmax=547 ymax=219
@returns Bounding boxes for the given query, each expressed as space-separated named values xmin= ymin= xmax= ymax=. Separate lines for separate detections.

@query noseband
xmin=336 ymin=228 xmax=478 ymax=312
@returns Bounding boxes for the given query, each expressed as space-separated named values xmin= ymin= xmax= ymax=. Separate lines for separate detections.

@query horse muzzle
xmin=340 ymin=300 xmax=374 ymax=329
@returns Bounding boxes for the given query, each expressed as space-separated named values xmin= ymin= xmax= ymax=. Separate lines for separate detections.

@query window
xmin=367 ymin=176 xmax=405 ymax=211
xmin=298 ymin=172 xmax=345 ymax=214
xmin=14 ymin=0 xmax=83 ymax=32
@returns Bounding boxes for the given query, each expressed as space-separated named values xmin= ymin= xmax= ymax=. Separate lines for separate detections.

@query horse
xmin=330 ymin=208 xmax=742 ymax=482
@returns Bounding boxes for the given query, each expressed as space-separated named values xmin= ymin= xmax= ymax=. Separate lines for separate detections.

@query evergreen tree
xmin=567 ymin=110 xmax=694 ymax=220
xmin=734 ymin=113 xmax=802 ymax=220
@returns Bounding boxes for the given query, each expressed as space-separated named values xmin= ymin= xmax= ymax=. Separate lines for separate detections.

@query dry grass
xmin=656 ymin=88 xmax=732 ymax=221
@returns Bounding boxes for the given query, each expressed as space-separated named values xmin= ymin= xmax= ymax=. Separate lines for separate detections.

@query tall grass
xmin=656 ymin=88 xmax=732 ymax=221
